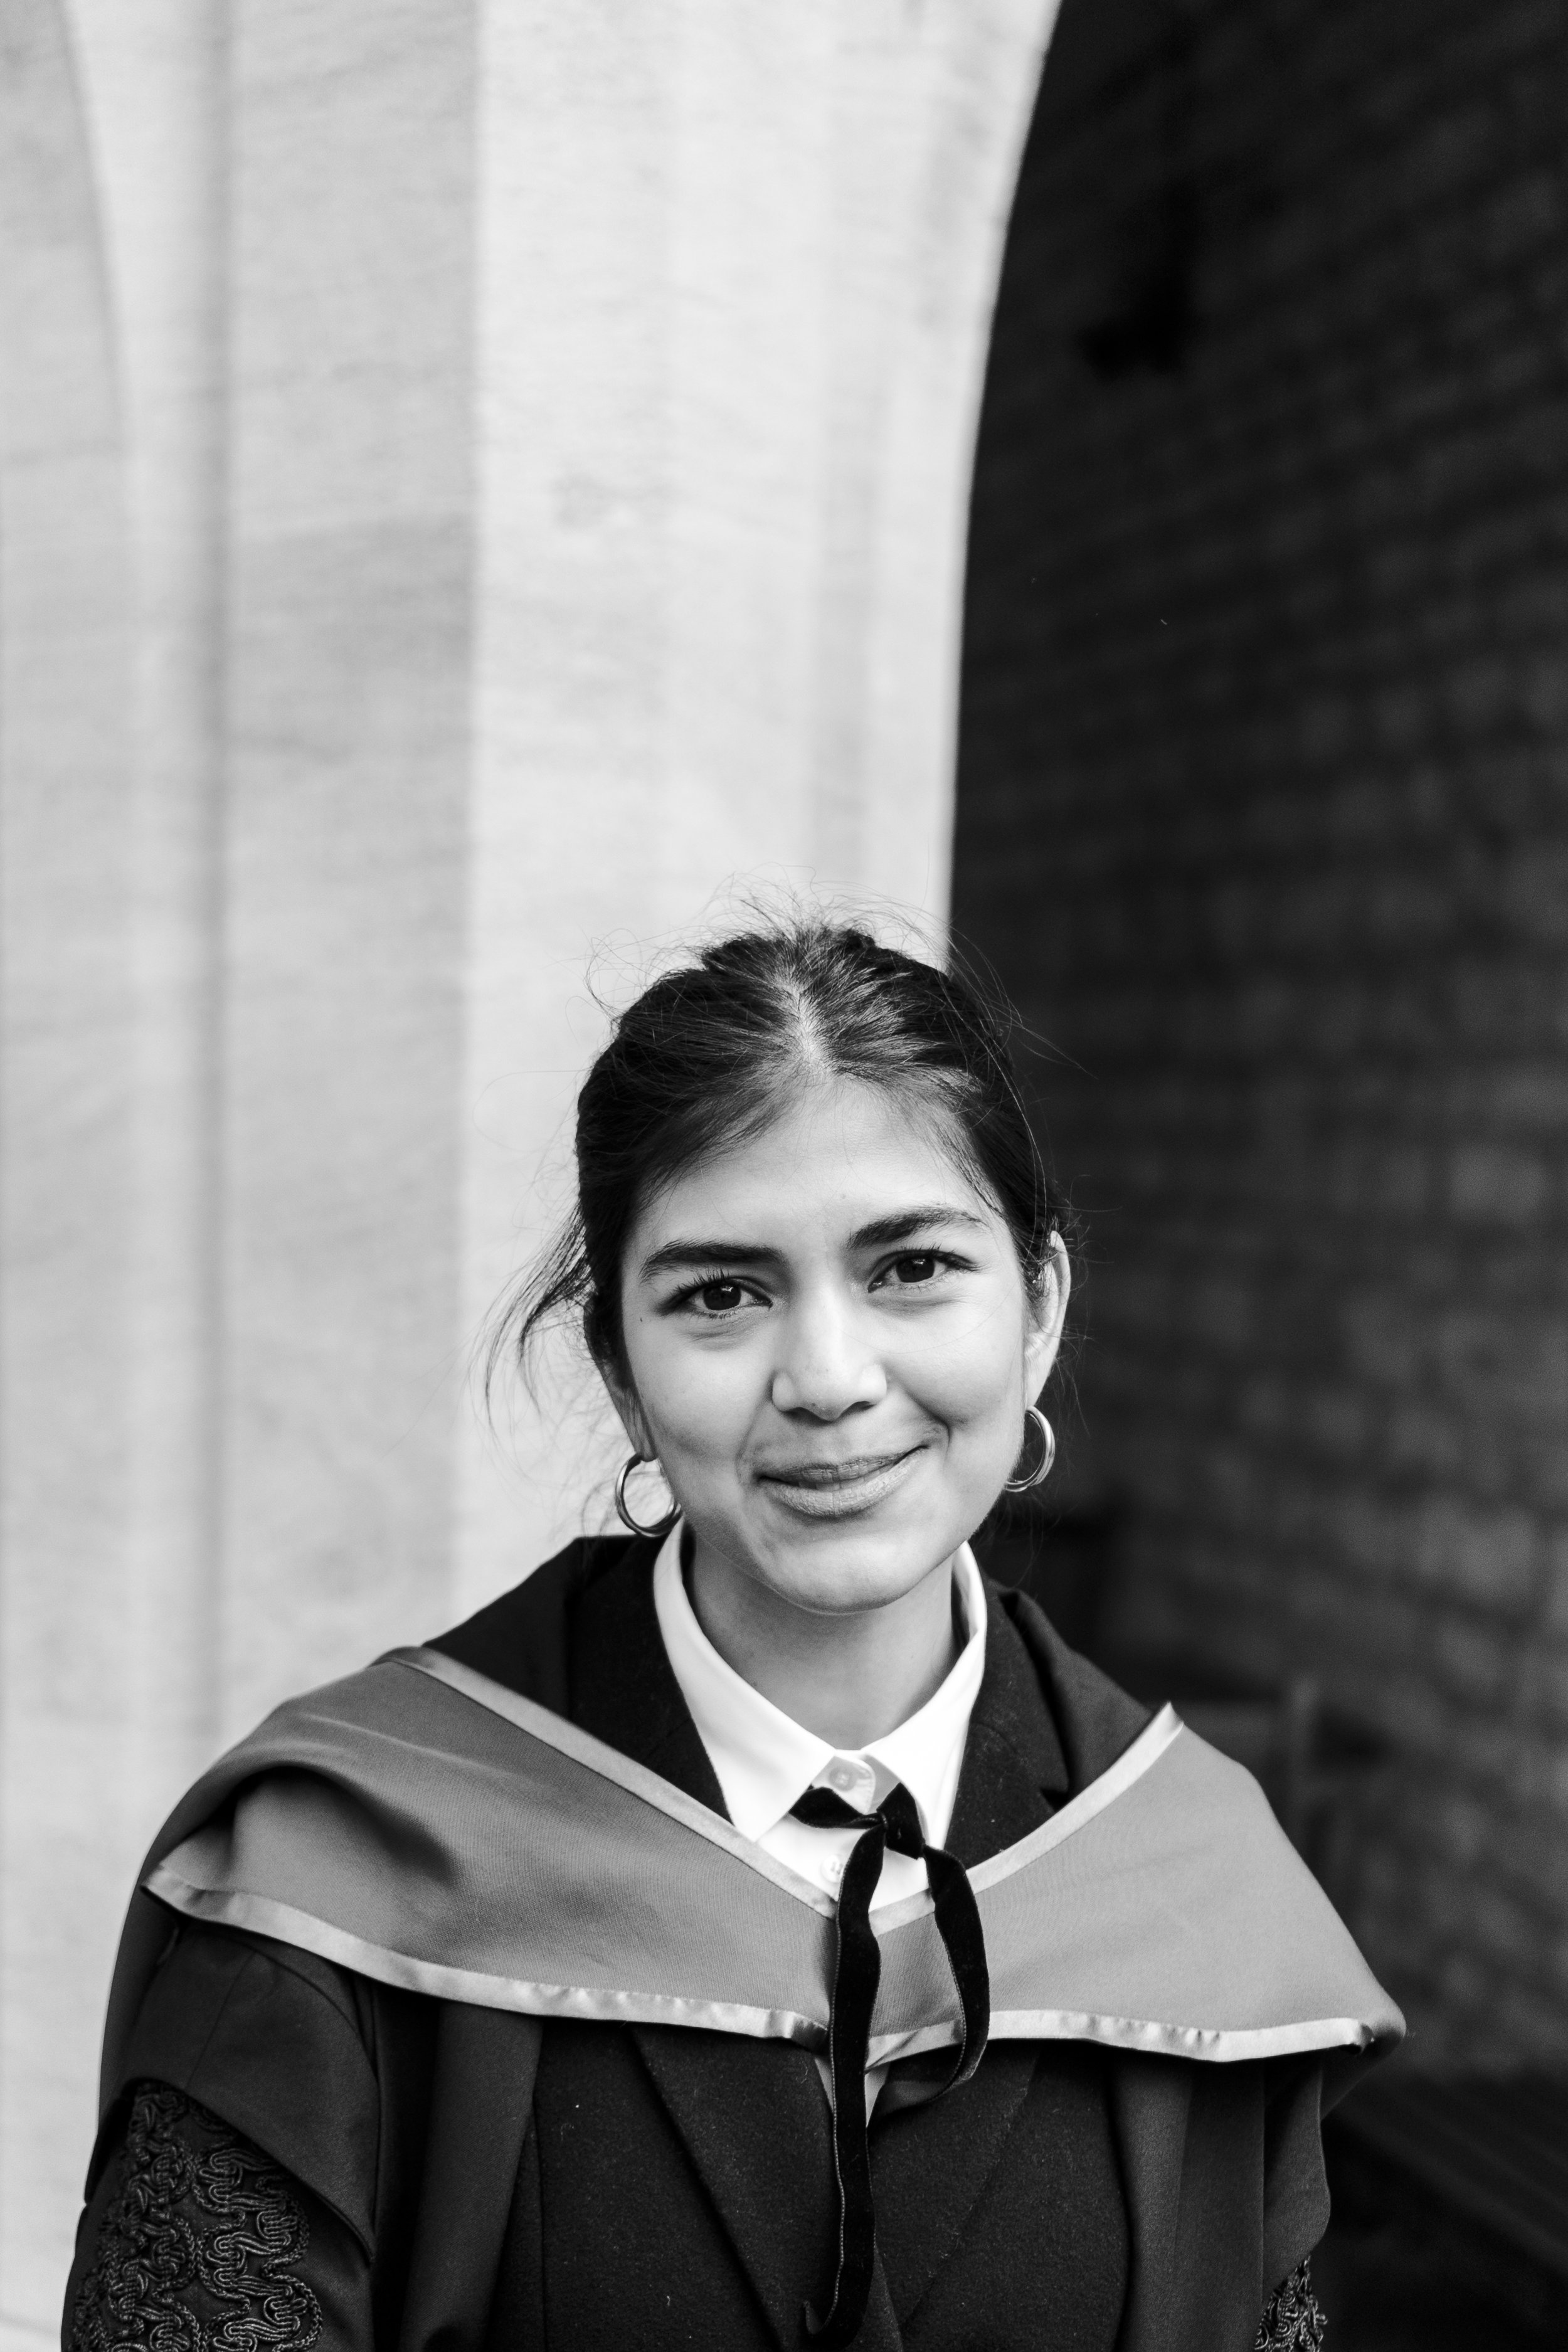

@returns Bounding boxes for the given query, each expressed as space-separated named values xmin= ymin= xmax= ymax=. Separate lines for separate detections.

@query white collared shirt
xmin=652 ymin=1525 xmax=988 ymax=1912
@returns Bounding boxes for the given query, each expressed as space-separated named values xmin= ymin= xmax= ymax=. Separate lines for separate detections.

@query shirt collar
xmin=652 ymin=1524 xmax=988 ymax=1847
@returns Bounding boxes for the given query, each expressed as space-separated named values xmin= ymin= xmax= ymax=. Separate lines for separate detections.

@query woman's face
xmin=607 ymin=1076 xmax=1068 ymax=1621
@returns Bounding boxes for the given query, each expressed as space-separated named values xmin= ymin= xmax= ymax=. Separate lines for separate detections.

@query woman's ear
xmin=598 ymin=1353 xmax=655 ymax=1461
xmin=1023 ymin=1235 xmax=1071 ymax=1402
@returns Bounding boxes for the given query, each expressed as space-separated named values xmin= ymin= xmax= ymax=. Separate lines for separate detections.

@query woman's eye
xmin=886 ymin=1253 xmax=940 ymax=1286
xmin=693 ymin=1279 xmax=748 ymax=1314
xmin=662 ymin=1273 xmax=762 ymax=1320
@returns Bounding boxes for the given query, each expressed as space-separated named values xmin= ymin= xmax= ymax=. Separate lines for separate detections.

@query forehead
xmin=628 ymin=1078 xmax=997 ymax=1252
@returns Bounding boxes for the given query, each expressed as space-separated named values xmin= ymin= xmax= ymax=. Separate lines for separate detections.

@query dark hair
xmin=488 ymin=920 xmax=1071 ymax=1391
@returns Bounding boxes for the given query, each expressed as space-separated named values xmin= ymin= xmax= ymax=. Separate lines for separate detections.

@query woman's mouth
xmin=754 ymin=1448 xmax=924 ymax=1520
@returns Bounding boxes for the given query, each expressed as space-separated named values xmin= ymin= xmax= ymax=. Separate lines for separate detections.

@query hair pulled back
xmin=491 ymin=919 xmax=1069 ymax=1390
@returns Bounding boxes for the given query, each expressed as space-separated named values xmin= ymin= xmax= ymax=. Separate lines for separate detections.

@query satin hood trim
xmin=120 ymin=1641 xmax=1402 ymax=2097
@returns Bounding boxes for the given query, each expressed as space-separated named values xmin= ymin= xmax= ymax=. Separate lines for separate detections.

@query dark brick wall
xmin=955 ymin=0 xmax=1568 ymax=2060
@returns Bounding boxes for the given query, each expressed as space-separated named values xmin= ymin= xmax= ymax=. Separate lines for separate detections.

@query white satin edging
xmin=858 ymin=2007 xmax=1375 ymax=2067
xmin=985 ymin=2008 xmax=1374 ymax=2060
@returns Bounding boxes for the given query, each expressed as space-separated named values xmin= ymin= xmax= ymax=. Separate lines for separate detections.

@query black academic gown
xmin=65 ymin=1538 xmax=1333 ymax=2352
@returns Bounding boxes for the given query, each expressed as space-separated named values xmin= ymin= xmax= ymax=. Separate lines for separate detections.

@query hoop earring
xmin=1003 ymin=1406 xmax=1056 ymax=1493
xmin=615 ymin=1453 xmax=681 ymax=1539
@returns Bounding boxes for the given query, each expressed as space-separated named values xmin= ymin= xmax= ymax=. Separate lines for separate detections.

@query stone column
xmin=0 ymin=0 xmax=1058 ymax=2324
xmin=216 ymin=0 xmax=479 ymax=1734
xmin=460 ymin=0 xmax=1062 ymax=1596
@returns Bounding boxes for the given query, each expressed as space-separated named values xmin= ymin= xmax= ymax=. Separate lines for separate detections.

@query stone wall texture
xmin=955 ymin=0 xmax=1568 ymax=2064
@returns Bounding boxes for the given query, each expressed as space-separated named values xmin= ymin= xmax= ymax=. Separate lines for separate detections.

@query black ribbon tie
xmin=789 ymin=1779 xmax=990 ymax=2348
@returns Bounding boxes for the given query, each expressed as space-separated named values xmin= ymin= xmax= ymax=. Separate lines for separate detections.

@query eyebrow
xmin=638 ymin=1204 xmax=990 ymax=1282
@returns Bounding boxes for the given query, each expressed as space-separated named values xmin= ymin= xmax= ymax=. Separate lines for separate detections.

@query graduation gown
xmin=65 ymin=1537 xmax=1401 ymax=2352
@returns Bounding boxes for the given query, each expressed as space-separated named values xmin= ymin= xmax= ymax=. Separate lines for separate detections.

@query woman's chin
xmin=744 ymin=1504 xmax=970 ymax=1618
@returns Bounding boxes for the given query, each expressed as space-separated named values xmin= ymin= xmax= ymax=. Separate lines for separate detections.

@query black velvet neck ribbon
xmin=788 ymin=1780 xmax=990 ymax=2348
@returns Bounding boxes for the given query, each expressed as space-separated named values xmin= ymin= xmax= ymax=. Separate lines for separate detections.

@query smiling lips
xmin=755 ymin=1448 xmax=924 ymax=1519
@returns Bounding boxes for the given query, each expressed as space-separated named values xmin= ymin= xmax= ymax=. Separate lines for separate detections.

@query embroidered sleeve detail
xmin=69 ymin=2079 xmax=323 ymax=2352
xmin=1254 ymin=2258 xmax=1326 ymax=2351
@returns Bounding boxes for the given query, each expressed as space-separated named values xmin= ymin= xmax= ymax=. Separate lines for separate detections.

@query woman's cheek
xmin=894 ymin=1301 xmax=1025 ymax=1435
xmin=640 ymin=1326 xmax=760 ymax=1468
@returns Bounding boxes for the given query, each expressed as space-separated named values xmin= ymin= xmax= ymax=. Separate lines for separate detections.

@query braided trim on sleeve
xmin=1254 ymin=2257 xmax=1326 ymax=2351
xmin=68 ymin=2079 xmax=323 ymax=2352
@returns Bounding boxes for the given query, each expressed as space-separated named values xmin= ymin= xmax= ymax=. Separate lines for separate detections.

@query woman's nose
xmin=769 ymin=1298 xmax=887 ymax=1419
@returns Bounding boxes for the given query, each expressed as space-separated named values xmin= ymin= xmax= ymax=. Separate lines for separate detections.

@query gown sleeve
xmin=1256 ymin=2058 xmax=1330 ymax=2349
xmin=65 ymin=2079 xmax=364 ymax=2352
xmin=64 ymin=1922 xmax=380 ymax=2352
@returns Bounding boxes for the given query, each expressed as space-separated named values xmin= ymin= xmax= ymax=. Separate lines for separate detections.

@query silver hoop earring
xmin=614 ymin=1453 xmax=681 ymax=1539
xmin=1003 ymin=1406 xmax=1056 ymax=1493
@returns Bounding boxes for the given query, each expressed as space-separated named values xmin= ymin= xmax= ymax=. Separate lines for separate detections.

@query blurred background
xmin=1 ymin=0 xmax=1564 ymax=2341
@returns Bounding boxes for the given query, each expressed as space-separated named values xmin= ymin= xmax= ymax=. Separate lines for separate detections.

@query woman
xmin=68 ymin=921 xmax=1399 ymax=2352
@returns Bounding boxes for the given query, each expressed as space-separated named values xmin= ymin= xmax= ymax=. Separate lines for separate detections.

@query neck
xmin=686 ymin=1540 xmax=963 ymax=1747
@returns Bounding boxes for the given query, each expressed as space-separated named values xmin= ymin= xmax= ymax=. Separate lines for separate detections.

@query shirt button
xmin=827 ymin=1763 xmax=857 ymax=1793
xmin=822 ymin=1854 xmax=844 ymax=1884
